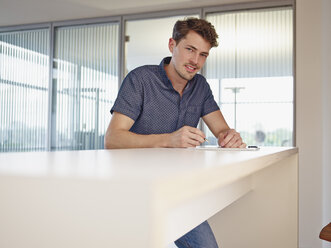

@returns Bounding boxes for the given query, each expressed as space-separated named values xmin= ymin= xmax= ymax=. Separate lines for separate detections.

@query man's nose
xmin=190 ymin=52 xmax=199 ymax=64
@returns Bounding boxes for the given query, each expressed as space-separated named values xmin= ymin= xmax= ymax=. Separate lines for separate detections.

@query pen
xmin=204 ymin=138 xmax=209 ymax=143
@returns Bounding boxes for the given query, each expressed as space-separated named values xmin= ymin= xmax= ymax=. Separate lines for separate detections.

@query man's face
xmin=169 ymin=30 xmax=212 ymax=81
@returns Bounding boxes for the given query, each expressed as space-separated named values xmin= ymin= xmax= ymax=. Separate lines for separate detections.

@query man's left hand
xmin=218 ymin=129 xmax=246 ymax=148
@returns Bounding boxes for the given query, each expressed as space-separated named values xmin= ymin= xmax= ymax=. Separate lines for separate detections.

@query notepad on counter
xmin=195 ymin=145 xmax=260 ymax=151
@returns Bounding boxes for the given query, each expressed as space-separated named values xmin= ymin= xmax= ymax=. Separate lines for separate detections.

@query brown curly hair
xmin=172 ymin=17 xmax=219 ymax=48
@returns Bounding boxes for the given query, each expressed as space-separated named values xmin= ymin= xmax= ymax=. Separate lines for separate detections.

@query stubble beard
xmin=174 ymin=64 xmax=199 ymax=82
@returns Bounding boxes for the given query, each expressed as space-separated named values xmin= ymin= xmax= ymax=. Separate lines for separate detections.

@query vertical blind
xmin=205 ymin=7 xmax=293 ymax=146
xmin=0 ymin=23 xmax=119 ymax=152
xmin=125 ymin=14 xmax=198 ymax=74
xmin=0 ymin=29 xmax=49 ymax=152
xmin=53 ymin=23 xmax=119 ymax=150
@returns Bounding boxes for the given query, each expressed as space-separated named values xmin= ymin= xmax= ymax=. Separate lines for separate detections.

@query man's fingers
xmin=186 ymin=138 xmax=202 ymax=147
xmin=190 ymin=132 xmax=205 ymax=144
xmin=239 ymin=142 xmax=247 ymax=148
xmin=174 ymin=126 xmax=206 ymax=147
xmin=224 ymin=136 xmax=240 ymax=148
xmin=186 ymin=126 xmax=205 ymax=138
xmin=218 ymin=131 xmax=226 ymax=146
xmin=228 ymin=138 xmax=243 ymax=148
xmin=184 ymin=126 xmax=205 ymax=143
xmin=219 ymin=129 xmax=235 ymax=147
xmin=218 ymin=129 xmax=245 ymax=148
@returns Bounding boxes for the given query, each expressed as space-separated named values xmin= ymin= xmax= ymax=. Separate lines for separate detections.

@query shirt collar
xmin=159 ymin=57 xmax=195 ymax=92
xmin=159 ymin=57 xmax=173 ymax=90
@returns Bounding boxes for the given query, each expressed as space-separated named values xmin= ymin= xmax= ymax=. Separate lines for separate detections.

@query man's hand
xmin=168 ymin=126 xmax=206 ymax=148
xmin=218 ymin=129 xmax=246 ymax=148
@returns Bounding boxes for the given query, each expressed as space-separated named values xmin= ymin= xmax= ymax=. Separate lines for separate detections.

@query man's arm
xmin=202 ymin=110 xmax=246 ymax=148
xmin=104 ymin=112 xmax=206 ymax=149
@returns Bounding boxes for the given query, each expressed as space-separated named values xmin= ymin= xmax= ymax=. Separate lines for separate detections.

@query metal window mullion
xmin=292 ymin=2 xmax=296 ymax=147
xmin=47 ymin=23 xmax=54 ymax=151
xmin=119 ymin=16 xmax=125 ymax=87
xmin=0 ymin=39 xmax=3 ymax=151
xmin=32 ymin=31 xmax=37 ymax=151
xmin=18 ymin=32 xmax=23 ymax=151
xmin=75 ymin=28 xmax=81 ymax=150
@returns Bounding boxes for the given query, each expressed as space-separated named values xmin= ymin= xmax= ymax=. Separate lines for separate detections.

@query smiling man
xmin=105 ymin=18 xmax=246 ymax=247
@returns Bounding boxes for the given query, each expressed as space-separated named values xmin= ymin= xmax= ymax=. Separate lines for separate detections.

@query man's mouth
xmin=185 ymin=64 xmax=198 ymax=73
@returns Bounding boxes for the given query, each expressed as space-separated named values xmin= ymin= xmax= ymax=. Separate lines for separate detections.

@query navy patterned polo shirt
xmin=110 ymin=57 xmax=220 ymax=135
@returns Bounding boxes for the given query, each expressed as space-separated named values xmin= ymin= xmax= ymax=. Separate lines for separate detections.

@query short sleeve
xmin=110 ymin=70 xmax=143 ymax=121
xmin=201 ymin=82 xmax=220 ymax=117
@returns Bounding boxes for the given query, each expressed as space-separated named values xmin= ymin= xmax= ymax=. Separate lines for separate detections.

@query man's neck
xmin=164 ymin=63 xmax=188 ymax=97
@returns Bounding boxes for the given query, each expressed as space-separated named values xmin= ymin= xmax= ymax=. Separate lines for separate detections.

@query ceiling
xmin=0 ymin=0 xmax=270 ymax=27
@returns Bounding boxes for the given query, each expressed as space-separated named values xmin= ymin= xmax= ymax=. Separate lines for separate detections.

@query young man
xmin=105 ymin=18 xmax=246 ymax=248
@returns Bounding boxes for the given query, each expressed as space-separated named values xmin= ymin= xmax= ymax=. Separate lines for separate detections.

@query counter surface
xmin=0 ymin=147 xmax=298 ymax=248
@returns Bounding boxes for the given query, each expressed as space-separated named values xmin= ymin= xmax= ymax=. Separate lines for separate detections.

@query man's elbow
xmin=104 ymin=140 xmax=111 ymax=149
xmin=104 ymin=133 xmax=115 ymax=149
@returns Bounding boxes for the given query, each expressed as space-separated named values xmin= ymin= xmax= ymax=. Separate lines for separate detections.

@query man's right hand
xmin=105 ymin=113 xmax=206 ymax=149
xmin=168 ymin=126 xmax=206 ymax=148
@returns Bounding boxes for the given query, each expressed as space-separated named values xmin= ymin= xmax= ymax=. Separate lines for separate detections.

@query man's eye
xmin=186 ymin=48 xmax=193 ymax=51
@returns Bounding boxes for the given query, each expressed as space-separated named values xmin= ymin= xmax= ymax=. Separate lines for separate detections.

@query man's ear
xmin=168 ymin=38 xmax=176 ymax=53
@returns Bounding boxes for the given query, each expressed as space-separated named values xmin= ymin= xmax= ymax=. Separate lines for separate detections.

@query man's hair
xmin=172 ymin=17 xmax=219 ymax=48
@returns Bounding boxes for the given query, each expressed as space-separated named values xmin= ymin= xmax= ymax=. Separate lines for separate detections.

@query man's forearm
xmin=104 ymin=129 xmax=170 ymax=149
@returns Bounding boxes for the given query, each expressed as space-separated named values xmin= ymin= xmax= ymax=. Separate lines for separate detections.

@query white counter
xmin=0 ymin=147 xmax=298 ymax=248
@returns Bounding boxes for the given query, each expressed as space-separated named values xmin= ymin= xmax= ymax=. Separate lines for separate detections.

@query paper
xmin=195 ymin=146 xmax=260 ymax=151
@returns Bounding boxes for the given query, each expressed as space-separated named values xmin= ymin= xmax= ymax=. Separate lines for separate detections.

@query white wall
xmin=296 ymin=0 xmax=331 ymax=248
xmin=322 ymin=0 xmax=331 ymax=247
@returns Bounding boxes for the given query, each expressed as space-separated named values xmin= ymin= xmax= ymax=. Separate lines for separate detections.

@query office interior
xmin=0 ymin=0 xmax=330 ymax=247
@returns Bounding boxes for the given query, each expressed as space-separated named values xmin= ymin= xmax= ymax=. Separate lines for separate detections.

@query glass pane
xmin=125 ymin=14 xmax=198 ymax=75
xmin=0 ymin=29 xmax=49 ymax=152
xmin=53 ymin=23 xmax=119 ymax=150
xmin=205 ymin=7 xmax=293 ymax=147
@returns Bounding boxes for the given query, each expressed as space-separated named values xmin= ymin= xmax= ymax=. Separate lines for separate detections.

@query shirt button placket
xmin=176 ymin=95 xmax=185 ymax=129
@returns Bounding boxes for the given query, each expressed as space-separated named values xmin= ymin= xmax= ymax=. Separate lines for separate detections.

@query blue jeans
xmin=174 ymin=221 xmax=219 ymax=248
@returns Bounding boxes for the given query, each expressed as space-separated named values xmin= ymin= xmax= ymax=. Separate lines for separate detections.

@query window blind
xmin=205 ymin=7 xmax=293 ymax=146
xmin=0 ymin=29 xmax=49 ymax=152
xmin=53 ymin=23 xmax=119 ymax=150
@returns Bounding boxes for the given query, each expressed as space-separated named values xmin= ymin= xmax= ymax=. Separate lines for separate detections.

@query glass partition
xmin=205 ymin=7 xmax=293 ymax=146
xmin=125 ymin=14 xmax=198 ymax=75
xmin=0 ymin=29 xmax=49 ymax=152
xmin=53 ymin=23 xmax=119 ymax=150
